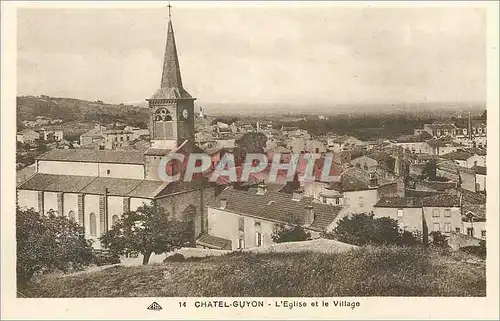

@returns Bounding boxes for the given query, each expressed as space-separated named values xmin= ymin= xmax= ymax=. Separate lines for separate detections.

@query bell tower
xmin=144 ymin=6 xmax=196 ymax=180
xmin=146 ymin=6 xmax=195 ymax=153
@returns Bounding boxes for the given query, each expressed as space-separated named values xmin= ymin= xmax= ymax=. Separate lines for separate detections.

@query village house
xmin=302 ymin=167 xmax=405 ymax=216
xmin=392 ymin=134 xmax=433 ymax=154
xmin=327 ymin=135 xmax=366 ymax=152
xmin=473 ymin=166 xmax=486 ymax=192
xmin=350 ymin=152 xmax=395 ymax=175
xmin=200 ymin=184 xmax=344 ymax=250
xmin=423 ymin=122 xmax=458 ymax=138
xmin=444 ymin=188 xmax=486 ymax=239
xmin=373 ymin=194 xmax=462 ymax=237
xmin=427 ymin=138 xmax=463 ymax=156
xmin=440 ymin=150 xmax=486 ymax=168
xmin=16 ymin=129 xmax=41 ymax=144
xmin=374 ymin=197 xmax=423 ymax=231
xmin=123 ymin=126 xmax=150 ymax=140
xmin=41 ymin=128 xmax=64 ymax=141
xmin=422 ymin=194 xmax=462 ymax=235
xmin=436 ymin=161 xmax=478 ymax=192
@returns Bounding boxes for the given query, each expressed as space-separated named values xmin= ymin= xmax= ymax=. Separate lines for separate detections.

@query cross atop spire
xmin=167 ymin=2 xmax=172 ymax=20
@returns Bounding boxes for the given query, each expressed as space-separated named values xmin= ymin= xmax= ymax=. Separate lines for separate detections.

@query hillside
xmin=23 ymin=246 xmax=485 ymax=297
xmin=17 ymin=96 xmax=149 ymax=127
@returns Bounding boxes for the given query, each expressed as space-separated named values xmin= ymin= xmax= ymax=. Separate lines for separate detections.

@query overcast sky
xmin=17 ymin=5 xmax=486 ymax=105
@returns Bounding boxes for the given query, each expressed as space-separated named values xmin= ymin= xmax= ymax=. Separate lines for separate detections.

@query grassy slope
xmin=24 ymin=246 xmax=485 ymax=297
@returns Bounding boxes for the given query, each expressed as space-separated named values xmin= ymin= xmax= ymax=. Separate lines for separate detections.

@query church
xmin=16 ymin=12 xmax=214 ymax=248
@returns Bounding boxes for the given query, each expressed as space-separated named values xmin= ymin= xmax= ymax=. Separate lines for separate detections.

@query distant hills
xmin=17 ymin=96 xmax=149 ymax=128
xmin=200 ymin=101 xmax=486 ymax=117
xmin=17 ymin=95 xmax=486 ymax=126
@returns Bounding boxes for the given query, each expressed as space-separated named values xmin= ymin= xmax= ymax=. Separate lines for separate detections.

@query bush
xmin=271 ymin=222 xmax=311 ymax=243
xmin=326 ymin=213 xmax=419 ymax=246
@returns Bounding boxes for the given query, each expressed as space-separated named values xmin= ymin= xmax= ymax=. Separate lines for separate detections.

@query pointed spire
xmin=161 ymin=19 xmax=183 ymax=90
xmin=151 ymin=5 xmax=192 ymax=100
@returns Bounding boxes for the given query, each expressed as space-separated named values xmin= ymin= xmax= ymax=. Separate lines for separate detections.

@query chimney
xmin=256 ymin=183 xmax=267 ymax=195
xmin=304 ymin=205 xmax=315 ymax=225
xmin=292 ymin=189 xmax=304 ymax=201
xmin=220 ymin=198 xmax=227 ymax=209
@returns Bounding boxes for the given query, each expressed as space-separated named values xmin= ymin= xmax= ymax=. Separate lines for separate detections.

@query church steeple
xmin=144 ymin=4 xmax=196 ymax=163
xmin=151 ymin=6 xmax=192 ymax=100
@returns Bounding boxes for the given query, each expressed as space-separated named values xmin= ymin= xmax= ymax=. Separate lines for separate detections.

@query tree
xmin=236 ymin=132 xmax=268 ymax=154
xmin=16 ymin=208 xmax=93 ymax=285
xmin=271 ymin=221 xmax=311 ymax=243
xmin=422 ymin=160 xmax=437 ymax=180
xmin=100 ymin=203 xmax=192 ymax=265
xmin=35 ymin=139 xmax=48 ymax=153
xmin=327 ymin=213 xmax=413 ymax=246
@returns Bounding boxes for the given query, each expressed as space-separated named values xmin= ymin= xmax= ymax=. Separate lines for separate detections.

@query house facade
xmin=16 ymin=129 xmax=40 ymax=144
xmin=202 ymin=184 xmax=344 ymax=250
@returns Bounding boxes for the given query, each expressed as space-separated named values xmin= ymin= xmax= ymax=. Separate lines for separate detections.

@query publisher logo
xmin=147 ymin=301 xmax=163 ymax=311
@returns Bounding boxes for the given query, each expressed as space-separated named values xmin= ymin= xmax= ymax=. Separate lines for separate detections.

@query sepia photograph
xmin=2 ymin=1 xmax=499 ymax=319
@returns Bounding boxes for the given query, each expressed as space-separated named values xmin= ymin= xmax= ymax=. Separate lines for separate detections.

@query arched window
xmin=100 ymin=213 xmax=106 ymax=235
xmin=68 ymin=210 xmax=75 ymax=221
xmin=89 ymin=213 xmax=97 ymax=236
xmin=155 ymin=115 xmax=163 ymax=121
xmin=112 ymin=214 xmax=120 ymax=226
xmin=165 ymin=115 xmax=172 ymax=121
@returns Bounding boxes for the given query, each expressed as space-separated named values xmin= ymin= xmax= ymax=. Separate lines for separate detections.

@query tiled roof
xmin=36 ymin=149 xmax=144 ymax=165
xmin=422 ymin=194 xmax=460 ymax=207
xmin=155 ymin=179 xmax=209 ymax=197
xmin=18 ymin=129 xmax=39 ymax=136
xmin=196 ymin=234 xmax=231 ymax=250
xmin=416 ymin=179 xmax=457 ymax=191
xmin=462 ymin=205 xmax=486 ymax=221
xmin=427 ymin=138 xmax=454 ymax=148
xmin=458 ymin=188 xmax=486 ymax=205
xmin=143 ymin=148 xmax=172 ymax=156
xmin=466 ymin=147 xmax=487 ymax=156
xmin=210 ymin=187 xmax=343 ymax=231
xmin=265 ymin=146 xmax=291 ymax=153
xmin=441 ymin=150 xmax=473 ymax=161
xmin=17 ymin=173 xmax=203 ymax=198
xmin=125 ymin=180 xmax=168 ymax=198
xmin=472 ymin=165 xmax=486 ymax=175
xmin=365 ymin=151 xmax=393 ymax=163
xmin=426 ymin=123 xmax=457 ymax=130
xmin=79 ymin=177 xmax=144 ymax=196
xmin=327 ymin=170 xmax=380 ymax=192
xmin=405 ymin=189 xmax=441 ymax=198
xmin=374 ymin=197 xmax=422 ymax=208
xmin=17 ymin=173 xmax=96 ymax=193
xmin=395 ymin=135 xmax=425 ymax=143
